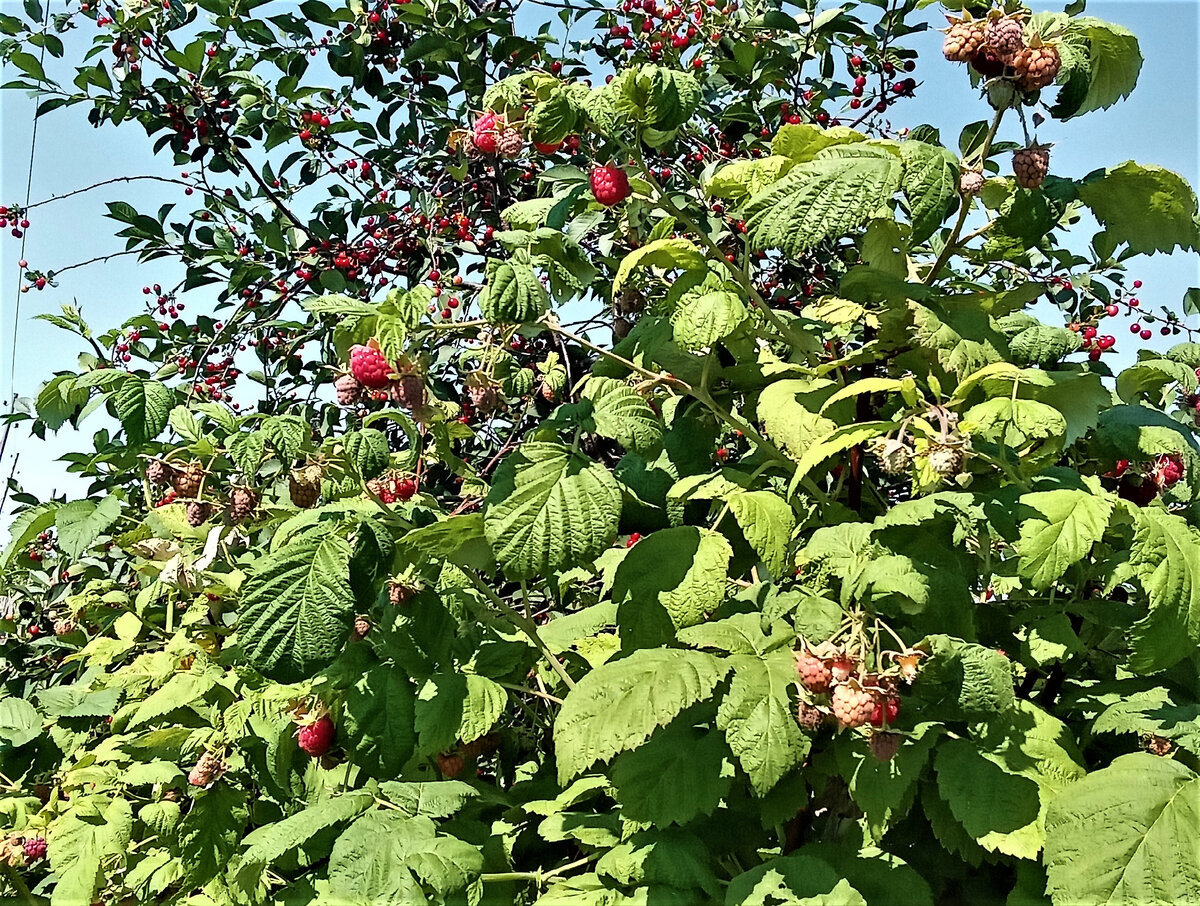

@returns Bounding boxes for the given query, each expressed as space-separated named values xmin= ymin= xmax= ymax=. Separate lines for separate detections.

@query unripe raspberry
xmin=437 ymin=751 xmax=465 ymax=777
xmin=927 ymin=442 xmax=966 ymax=479
xmin=53 ymin=618 xmax=75 ymax=636
xmin=188 ymin=750 xmax=225 ymax=787
xmin=796 ymin=701 xmax=825 ymax=731
xmin=352 ymin=615 xmax=370 ymax=640
xmin=172 ymin=461 xmax=205 ymax=497
xmin=795 ymin=647 xmax=832 ymax=693
xmin=869 ymin=732 xmax=902 ymax=762
xmin=228 ymin=487 xmax=258 ymax=523
xmin=869 ymin=437 xmax=913 ymax=475
xmin=1013 ymin=146 xmax=1050 ymax=190
xmin=831 ymin=682 xmax=877 ymax=729
xmin=959 ymin=169 xmax=985 ymax=197
xmin=335 ymin=373 xmax=362 ymax=406
xmin=349 ymin=343 xmax=393 ymax=389
xmin=1013 ymin=42 xmax=1061 ymax=91
xmin=147 ymin=459 xmax=174 ymax=486
xmin=496 ymin=128 xmax=524 ymax=158
xmin=984 ymin=13 xmax=1025 ymax=60
xmin=390 ymin=373 xmax=426 ymax=410
xmin=941 ymin=18 xmax=984 ymax=63
xmin=388 ymin=579 xmax=415 ymax=605
xmin=186 ymin=501 xmax=211 ymax=527
xmin=590 ymin=163 xmax=632 ymax=206
xmin=290 ymin=465 xmax=322 ymax=508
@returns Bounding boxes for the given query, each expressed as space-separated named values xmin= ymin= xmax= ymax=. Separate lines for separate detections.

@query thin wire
xmin=8 ymin=0 xmax=54 ymax=405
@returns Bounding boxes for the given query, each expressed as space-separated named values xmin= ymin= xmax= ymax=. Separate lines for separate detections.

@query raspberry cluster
xmin=794 ymin=641 xmax=920 ymax=742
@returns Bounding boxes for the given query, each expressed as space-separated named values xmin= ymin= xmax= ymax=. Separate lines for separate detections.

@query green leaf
xmin=228 ymin=430 xmax=266 ymax=478
xmin=1055 ymin=17 xmax=1143 ymax=119
xmin=771 ymin=123 xmax=865 ymax=162
xmin=708 ymin=156 xmax=795 ymax=200
xmin=613 ymin=238 xmax=706 ymax=293
xmin=744 ymin=146 xmax=903 ymax=256
xmin=1077 ymin=162 xmax=1200 ymax=256
xmin=900 ymin=141 xmax=959 ymax=243
xmin=610 ymin=724 xmax=732 ymax=826
xmin=484 ymin=442 xmax=622 ymax=580
xmin=596 ymin=829 xmax=718 ymax=894
xmin=1128 ymin=509 xmax=1200 ymax=673
xmin=55 ymin=496 xmax=122 ymax=559
xmin=343 ymin=428 xmax=390 ymax=480
xmin=1016 ymin=486 xmax=1114 ymax=590
xmin=757 ymin=379 xmax=838 ymax=463
xmin=582 ymin=377 xmax=664 ymax=457
xmin=113 ymin=377 xmax=174 ymax=445
xmin=554 ymin=648 xmax=729 ymax=782
xmin=913 ymin=635 xmax=1015 ymax=720
xmin=670 ymin=290 xmax=747 ymax=351
xmin=343 ymin=665 xmax=416 ymax=778
xmin=0 ymin=698 xmax=41 ymax=747
xmin=241 ymin=791 xmax=374 ymax=870
xmin=414 ymin=673 xmax=507 ymax=753
xmin=612 ymin=527 xmax=732 ymax=641
xmin=480 ymin=257 xmax=550 ymax=323
xmin=48 ymin=797 xmax=133 ymax=905
xmin=726 ymin=490 xmax=795 ymax=579
xmin=935 ymin=739 xmax=1043 ymax=858
xmin=177 ymin=784 xmax=247 ymax=886
xmin=238 ymin=531 xmax=356 ymax=682
xmin=1045 ymin=753 xmax=1200 ymax=905
xmin=1117 ymin=358 xmax=1199 ymax=405
xmin=717 ymin=651 xmax=810 ymax=795
xmin=329 ymin=811 xmax=483 ymax=898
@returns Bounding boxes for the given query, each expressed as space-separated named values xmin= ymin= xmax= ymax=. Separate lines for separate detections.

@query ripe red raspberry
xmin=188 ymin=750 xmax=225 ymax=787
xmin=1155 ymin=453 xmax=1185 ymax=488
xmin=335 ymin=373 xmax=362 ymax=406
xmin=831 ymin=682 xmax=876 ymax=729
xmin=590 ymin=163 xmax=632 ymax=206
xmin=533 ymin=139 xmax=563 ymax=154
xmin=395 ymin=476 xmax=417 ymax=501
xmin=297 ymin=715 xmax=336 ymax=756
xmin=795 ymin=648 xmax=832 ymax=693
xmin=472 ymin=111 xmax=502 ymax=154
xmin=350 ymin=343 xmax=393 ymax=389
xmin=437 ymin=751 xmax=465 ymax=777
xmin=869 ymin=696 xmax=901 ymax=728
xmin=22 ymin=837 xmax=47 ymax=862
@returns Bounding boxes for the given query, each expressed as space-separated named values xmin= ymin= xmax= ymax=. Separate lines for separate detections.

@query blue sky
xmin=0 ymin=1 xmax=1197 ymax=512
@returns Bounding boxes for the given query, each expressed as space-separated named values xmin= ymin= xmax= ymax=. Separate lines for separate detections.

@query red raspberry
xmin=22 ymin=837 xmax=47 ymax=862
xmin=395 ymin=476 xmax=417 ymax=501
xmin=795 ymin=648 xmax=832 ymax=693
xmin=831 ymin=682 xmax=876 ymax=729
xmin=1156 ymin=453 xmax=1185 ymax=488
xmin=472 ymin=111 xmax=502 ymax=154
xmin=349 ymin=343 xmax=393 ymax=389
xmin=869 ymin=696 xmax=901 ymax=728
xmin=590 ymin=163 xmax=632 ymax=206
xmin=533 ymin=139 xmax=563 ymax=154
xmin=297 ymin=715 xmax=336 ymax=756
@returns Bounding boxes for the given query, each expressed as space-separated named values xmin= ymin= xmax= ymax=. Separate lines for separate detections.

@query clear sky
xmin=0 ymin=1 xmax=1197 ymax=515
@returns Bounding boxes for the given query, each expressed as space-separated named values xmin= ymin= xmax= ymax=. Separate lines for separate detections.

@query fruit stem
xmin=923 ymin=105 xmax=1006 ymax=285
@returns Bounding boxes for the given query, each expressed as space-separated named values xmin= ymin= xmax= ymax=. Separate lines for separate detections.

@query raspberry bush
xmin=0 ymin=0 xmax=1198 ymax=903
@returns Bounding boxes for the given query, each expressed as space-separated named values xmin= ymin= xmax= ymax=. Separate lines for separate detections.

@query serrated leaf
xmin=582 ymin=377 xmax=663 ymax=456
xmin=612 ymin=527 xmax=732 ymax=640
xmin=1055 ymin=17 xmax=1143 ymax=119
xmin=900 ymin=140 xmax=959 ymax=243
xmin=56 ymin=496 xmax=122 ymax=560
xmin=717 ymin=651 xmax=809 ymax=795
xmin=670 ymin=290 xmax=747 ymax=351
xmin=744 ymin=146 xmax=902 ymax=256
xmin=238 ymin=531 xmax=356 ymax=682
xmin=771 ymin=123 xmax=865 ymax=162
xmin=240 ymin=791 xmax=373 ymax=871
xmin=726 ymin=491 xmax=794 ymax=579
xmin=1045 ymin=753 xmax=1200 ymax=905
xmin=1128 ymin=509 xmax=1200 ymax=673
xmin=414 ymin=673 xmax=507 ymax=753
xmin=613 ymin=238 xmax=706 ymax=293
xmin=610 ymin=724 xmax=732 ymax=826
xmin=49 ymin=797 xmax=134 ymax=905
xmin=554 ymin=648 xmax=729 ymax=782
xmin=1078 ymin=162 xmax=1200 ymax=256
xmin=708 ymin=156 xmax=795 ymax=200
xmin=112 ymin=376 xmax=173 ymax=445
xmin=228 ymin=431 xmax=266 ymax=477
xmin=1016 ymin=487 xmax=1114 ymax=590
xmin=343 ymin=665 xmax=416 ymax=778
xmin=480 ymin=257 xmax=550 ymax=323
xmin=343 ymin=428 xmax=390 ymax=480
xmin=484 ymin=442 xmax=622 ymax=580
xmin=177 ymin=784 xmax=247 ymax=887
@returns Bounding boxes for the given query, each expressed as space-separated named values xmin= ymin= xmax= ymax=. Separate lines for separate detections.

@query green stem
xmin=923 ymin=105 xmax=1006 ymax=285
